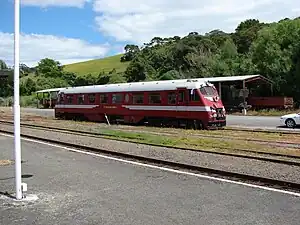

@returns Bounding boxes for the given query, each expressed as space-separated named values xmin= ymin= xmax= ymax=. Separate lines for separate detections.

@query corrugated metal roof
xmin=194 ymin=75 xmax=261 ymax=82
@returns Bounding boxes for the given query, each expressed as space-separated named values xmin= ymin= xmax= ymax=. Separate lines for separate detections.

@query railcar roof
xmin=36 ymin=87 xmax=66 ymax=93
xmin=61 ymin=79 xmax=210 ymax=94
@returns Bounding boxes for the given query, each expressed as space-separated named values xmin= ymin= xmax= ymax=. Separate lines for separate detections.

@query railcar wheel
xmin=198 ymin=121 xmax=203 ymax=130
xmin=192 ymin=120 xmax=203 ymax=130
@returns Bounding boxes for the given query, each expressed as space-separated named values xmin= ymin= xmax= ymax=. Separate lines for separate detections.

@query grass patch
xmin=64 ymin=54 xmax=130 ymax=76
xmin=100 ymin=129 xmax=300 ymax=158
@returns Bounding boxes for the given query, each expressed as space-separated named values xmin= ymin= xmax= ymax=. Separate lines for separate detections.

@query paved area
xmin=0 ymin=134 xmax=299 ymax=225
xmin=227 ymin=115 xmax=280 ymax=128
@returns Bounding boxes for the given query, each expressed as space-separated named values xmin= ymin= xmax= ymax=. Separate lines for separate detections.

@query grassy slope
xmin=63 ymin=54 xmax=130 ymax=76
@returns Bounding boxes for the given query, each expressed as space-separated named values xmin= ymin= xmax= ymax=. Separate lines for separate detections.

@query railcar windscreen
xmin=199 ymin=86 xmax=218 ymax=97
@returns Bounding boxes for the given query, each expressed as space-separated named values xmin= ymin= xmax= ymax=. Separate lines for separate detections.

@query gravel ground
xmin=1 ymin=124 xmax=299 ymax=184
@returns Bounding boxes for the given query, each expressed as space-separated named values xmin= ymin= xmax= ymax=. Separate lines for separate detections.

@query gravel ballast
xmin=1 ymin=124 xmax=299 ymax=184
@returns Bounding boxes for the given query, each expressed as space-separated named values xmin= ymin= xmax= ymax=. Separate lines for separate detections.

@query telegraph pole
xmin=14 ymin=0 xmax=22 ymax=200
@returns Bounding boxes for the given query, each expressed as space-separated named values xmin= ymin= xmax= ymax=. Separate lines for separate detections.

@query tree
xmin=0 ymin=60 xmax=8 ymax=70
xmin=250 ymin=18 xmax=300 ymax=103
xmin=36 ymin=58 xmax=64 ymax=77
xmin=20 ymin=77 xmax=36 ymax=95
xmin=0 ymin=70 xmax=13 ymax=97
xmin=233 ymin=19 xmax=266 ymax=54
xmin=120 ymin=44 xmax=140 ymax=62
xmin=20 ymin=63 xmax=35 ymax=76
xmin=124 ymin=57 xmax=148 ymax=82
xmin=205 ymin=29 xmax=231 ymax=47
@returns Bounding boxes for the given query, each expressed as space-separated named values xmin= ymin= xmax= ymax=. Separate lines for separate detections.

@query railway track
xmin=0 ymin=120 xmax=300 ymax=166
xmin=1 ymin=119 xmax=300 ymax=154
xmin=2 ymin=117 xmax=300 ymax=150
xmin=0 ymin=121 xmax=300 ymax=193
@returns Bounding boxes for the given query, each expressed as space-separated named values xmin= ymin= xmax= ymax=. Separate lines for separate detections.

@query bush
xmin=0 ymin=97 xmax=12 ymax=107
xmin=20 ymin=95 xmax=38 ymax=107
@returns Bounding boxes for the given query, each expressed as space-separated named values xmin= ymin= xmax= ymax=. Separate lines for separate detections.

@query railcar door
xmin=176 ymin=88 xmax=187 ymax=111
xmin=175 ymin=88 xmax=189 ymax=127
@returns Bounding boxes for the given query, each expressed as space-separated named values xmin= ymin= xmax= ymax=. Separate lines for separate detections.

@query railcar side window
xmin=189 ymin=89 xmax=200 ymax=101
xmin=88 ymin=94 xmax=96 ymax=103
xmin=78 ymin=95 xmax=84 ymax=104
xmin=100 ymin=94 xmax=108 ymax=104
xmin=149 ymin=93 xmax=161 ymax=104
xmin=168 ymin=92 xmax=176 ymax=104
xmin=132 ymin=93 xmax=144 ymax=104
xmin=67 ymin=95 xmax=73 ymax=104
xmin=178 ymin=91 xmax=185 ymax=102
xmin=112 ymin=93 xmax=123 ymax=104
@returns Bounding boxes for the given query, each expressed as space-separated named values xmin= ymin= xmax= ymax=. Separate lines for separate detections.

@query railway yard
xmin=1 ymin=107 xmax=300 ymax=224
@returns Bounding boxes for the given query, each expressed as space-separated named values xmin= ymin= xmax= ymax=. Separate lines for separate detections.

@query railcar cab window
xmin=78 ymin=95 xmax=84 ymax=104
xmin=132 ymin=93 xmax=144 ymax=104
xmin=168 ymin=92 xmax=176 ymax=104
xmin=112 ymin=93 xmax=123 ymax=104
xmin=200 ymin=86 xmax=217 ymax=97
xmin=58 ymin=94 xmax=64 ymax=104
xmin=100 ymin=94 xmax=108 ymax=104
xmin=149 ymin=93 xmax=161 ymax=104
xmin=189 ymin=89 xmax=200 ymax=101
xmin=88 ymin=94 xmax=96 ymax=103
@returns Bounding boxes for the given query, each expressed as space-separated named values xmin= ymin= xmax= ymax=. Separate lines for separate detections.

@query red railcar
xmin=54 ymin=79 xmax=226 ymax=129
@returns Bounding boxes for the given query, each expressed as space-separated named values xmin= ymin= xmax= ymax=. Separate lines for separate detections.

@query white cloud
xmin=93 ymin=0 xmax=300 ymax=44
xmin=0 ymin=32 xmax=110 ymax=67
xmin=21 ymin=0 xmax=90 ymax=8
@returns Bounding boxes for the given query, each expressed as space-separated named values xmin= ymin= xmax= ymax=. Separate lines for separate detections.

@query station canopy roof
xmin=196 ymin=74 xmax=273 ymax=84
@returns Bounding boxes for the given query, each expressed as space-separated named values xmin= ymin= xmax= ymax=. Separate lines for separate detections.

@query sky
xmin=0 ymin=0 xmax=299 ymax=67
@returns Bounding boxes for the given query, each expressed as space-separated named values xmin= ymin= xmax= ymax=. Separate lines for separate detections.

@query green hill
xmin=64 ymin=54 xmax=130 ymax=76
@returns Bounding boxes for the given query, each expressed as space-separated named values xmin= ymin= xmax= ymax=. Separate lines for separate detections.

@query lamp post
xmin=14 ymin=0 xmax=22 ymax=200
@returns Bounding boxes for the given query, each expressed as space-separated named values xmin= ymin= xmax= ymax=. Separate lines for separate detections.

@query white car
xmin=280 ymin=113 xmax=300 ymax=128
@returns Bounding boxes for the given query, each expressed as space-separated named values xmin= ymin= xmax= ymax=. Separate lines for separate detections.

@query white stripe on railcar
xmin=55 ymin=104 xmax=213 ymax=112
xmin=122 ymin=105 xmax=212 ymax=112
xmin=55 ymin=105 xmax=98 ymax=109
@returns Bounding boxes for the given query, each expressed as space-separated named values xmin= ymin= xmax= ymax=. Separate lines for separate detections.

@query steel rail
xmin=1 ymin=121 xmax=300 ymax=167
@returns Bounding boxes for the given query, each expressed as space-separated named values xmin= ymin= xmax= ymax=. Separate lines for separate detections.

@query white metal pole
xmin=14 ymin=0 xmax=22 ymax=200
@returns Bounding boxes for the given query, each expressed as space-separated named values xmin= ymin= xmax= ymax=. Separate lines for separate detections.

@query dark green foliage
xmin=0 ymin=60 xmax=8 ymax=70
xmin=121 ymin=17 xmax=300 ymax=105
xmin=0 ymin=69 xmax=13 ymax=97
xmin=1 ymin=17 xmax=300 ymax=106
xmin=250 ymin=18 xmax=300 ymax=104
xmin=121 ymin=44 xmax=140 ymax=62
